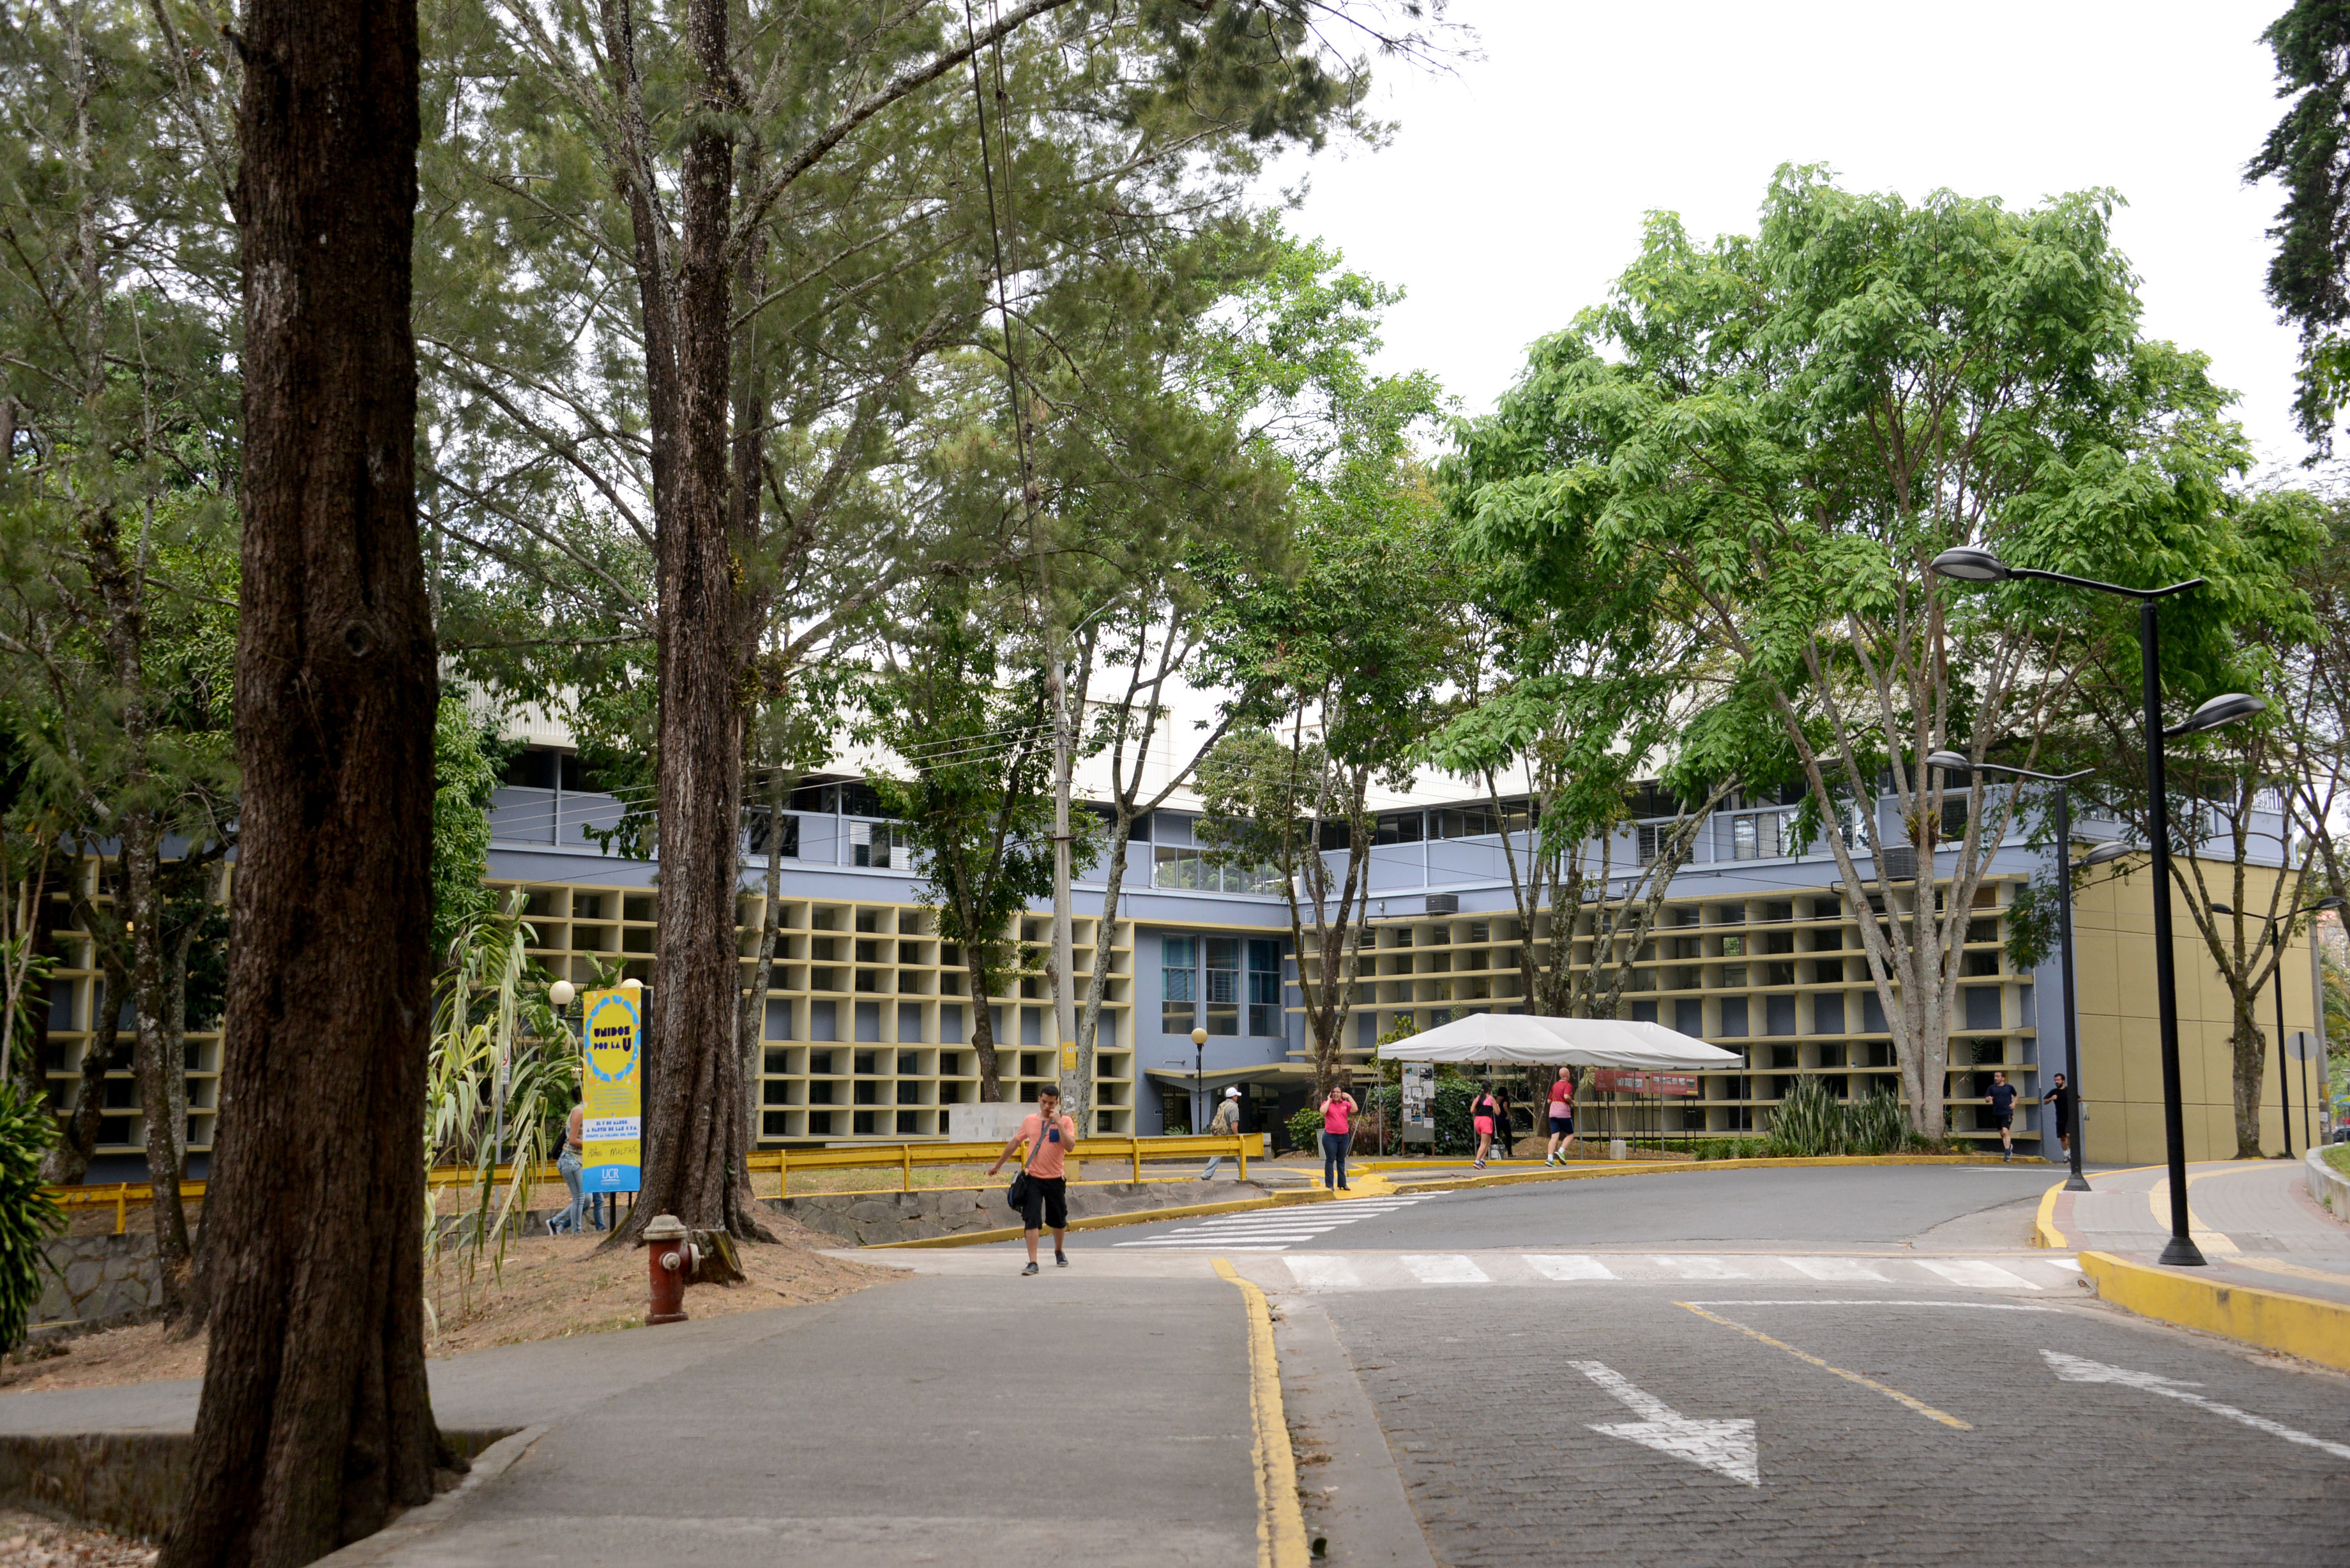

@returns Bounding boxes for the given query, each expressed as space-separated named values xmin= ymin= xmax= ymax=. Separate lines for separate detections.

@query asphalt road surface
xmin=982 ymin=1167 xmax=2350 ymax=1566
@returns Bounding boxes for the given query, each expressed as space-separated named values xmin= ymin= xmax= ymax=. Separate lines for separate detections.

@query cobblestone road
xmin=1303 ymin=1276 xmax=2350 ymax=1566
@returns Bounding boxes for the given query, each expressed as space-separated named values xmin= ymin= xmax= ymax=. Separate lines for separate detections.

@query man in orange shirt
xmin=989 ymin=1085 xmax=1079 ymax=1275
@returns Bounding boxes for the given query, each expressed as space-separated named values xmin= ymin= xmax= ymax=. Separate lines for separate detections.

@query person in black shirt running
xmin=2043 ymin=1072 xmax=2072 ymax=1159
xmin=1985 ymin=1070 xmax=2019 ymax=1162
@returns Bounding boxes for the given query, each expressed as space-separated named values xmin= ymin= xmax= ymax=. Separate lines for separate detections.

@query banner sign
xmin=1400 ymin=1062 xmax=1436 ymax=1143
xmin=580 ymin=987 xmax=642 ymax=1193
xmin=1592 ymin=1069 xmax=1700 ymax=1097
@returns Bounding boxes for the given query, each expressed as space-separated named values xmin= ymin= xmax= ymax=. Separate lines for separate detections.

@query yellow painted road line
xmin=1676 ymin=1302 xmax=1973 ymax=1431
xmin=2146 ymin=1168 xmax=2250 ymax=1255
xmin=1215 ymin=1258 xmax=1310 ymax=1568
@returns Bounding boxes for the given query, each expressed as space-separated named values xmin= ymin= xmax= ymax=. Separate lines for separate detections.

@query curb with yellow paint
xmin=2038 ymin=1173 xmax=2350 ymax=1372
xmin=2077 ymin=1250 xmax=2350 ymax=1374
xmin=1214 ymin=1258 xmax=1310 ymax=1568
xmin=867 ymin=1187 xmax=1345 ymax=1249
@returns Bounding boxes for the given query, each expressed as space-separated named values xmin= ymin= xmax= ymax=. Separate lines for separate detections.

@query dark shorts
xmin=1020 ymin=1176 xmax=1068 ymax=1231
xmin=1992 ymin=1113 xmax=2013 ymax=1130
xmin=1549 ymin=1115 xmax=1574 ymax=1135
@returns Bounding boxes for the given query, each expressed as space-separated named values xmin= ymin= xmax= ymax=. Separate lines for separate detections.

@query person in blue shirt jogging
xmin=1985 ymin=1071 xmax=2019 ymax=1163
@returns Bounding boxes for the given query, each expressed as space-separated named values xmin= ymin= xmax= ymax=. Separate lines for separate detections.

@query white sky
xmin=1266 ymin=0 xmax=2314 ymax=470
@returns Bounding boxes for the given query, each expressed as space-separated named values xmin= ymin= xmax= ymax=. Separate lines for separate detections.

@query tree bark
xmin=159 ymin=0 xmax=445 ymax=1554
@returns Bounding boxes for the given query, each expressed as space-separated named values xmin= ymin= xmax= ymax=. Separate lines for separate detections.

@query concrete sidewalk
xmin=2050 ymin=1157 xmax=2350 ymax=1306
xmin=0 ymin=1264 xmax=1267 ymax=1567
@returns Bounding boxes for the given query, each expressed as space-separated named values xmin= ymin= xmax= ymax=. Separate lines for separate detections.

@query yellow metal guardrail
xmin=46 ymin=1134 xmax=1257 ymax=1228
xmin=754 ymin=1134 xmax=1252 ymax=1193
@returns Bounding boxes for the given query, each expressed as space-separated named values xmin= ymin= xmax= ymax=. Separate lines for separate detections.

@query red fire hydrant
xmin=643 ymin=1214 xmax=697 ymax=1325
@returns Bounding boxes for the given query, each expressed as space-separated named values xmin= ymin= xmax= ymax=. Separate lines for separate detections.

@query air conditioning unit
xmin=1878 ymin=846 xmax=1918 ymax=881
xmin=1425 ymin=894 xmax=1459 ymax=916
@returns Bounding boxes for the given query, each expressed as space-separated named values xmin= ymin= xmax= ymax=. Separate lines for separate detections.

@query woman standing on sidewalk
xmin=1319 ymin=1080 xmax=1359 ymax=1192
xmin=1471 ymin=1085 xmax=1504 ymax=1169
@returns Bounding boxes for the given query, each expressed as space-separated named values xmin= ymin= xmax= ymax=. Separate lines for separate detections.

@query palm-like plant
xmin=0 ymin=1082 xmax=61 ymax=1352
xmin=424 ymin=893 xmax=589 ymax=1328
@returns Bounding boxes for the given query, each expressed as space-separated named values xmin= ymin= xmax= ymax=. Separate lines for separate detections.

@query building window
xmin=1248 ymin=940 xmax=1282 ymax=1036
xmin=1373 ymin=810 xmax=1423 ymax=845
xmin=1162 ymin=935 xmax=1197 ymax=1034
xmin=1205 ymin=937 xmax=1241 ymax=1036
xmin=851 ymin=822 xmax=904 ymax=869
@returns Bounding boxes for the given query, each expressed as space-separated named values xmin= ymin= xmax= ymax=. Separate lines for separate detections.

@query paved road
xmin=949 ymin=1165 xmax=2350 ymax=1565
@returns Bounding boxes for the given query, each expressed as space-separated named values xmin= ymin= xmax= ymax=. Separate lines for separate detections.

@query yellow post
xmin=115 ymin=1182 xmax=127 ymax=1235
xmin=1130 ymin=1136 xmax=1142 ymax=1184
xmin=777 ymin=1146 xmax=787 ymax=1199
xmin=1236 ymin=1135 xmax=1248 ymax=1184
xmin=900 ymin=1143 xmax=911 ymax=1192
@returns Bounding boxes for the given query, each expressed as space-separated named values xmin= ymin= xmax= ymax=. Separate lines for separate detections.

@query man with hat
xmin=1200 ymin=1086 xmax=1244 ymax=1179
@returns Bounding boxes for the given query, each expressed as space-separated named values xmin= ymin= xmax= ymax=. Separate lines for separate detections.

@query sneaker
xmin=1021 ymin=1262 xmax=1039 ymax=1276
xmin=1473 ymin=1159 xmax=1486 ymax=1169
xmin=1055 ymin=1251 xmax=1069 ymax=1268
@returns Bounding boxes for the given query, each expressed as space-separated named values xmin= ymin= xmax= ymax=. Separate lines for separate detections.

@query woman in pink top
xmin=1319 ymin=1080 xmax=1358 ymax=1192
xmin=987 ymin=1085 xmax=1077 ymax=1275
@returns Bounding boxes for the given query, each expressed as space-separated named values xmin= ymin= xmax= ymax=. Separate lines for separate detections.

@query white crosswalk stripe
xmin=1918 ymin=1259 xmax=2041 ymax=1290
xmin=1250 ymin=1251 xmax=2073 ymax=1292
xmin=1782 ymin=1256 xmax=1890 ymax=1283
xmin=1112 ymin=1195 xmax=1438 ymax=1250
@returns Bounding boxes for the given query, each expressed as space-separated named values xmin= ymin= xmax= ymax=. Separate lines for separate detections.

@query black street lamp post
xmin=1923 ymin=752 xmax=2095 ymax=1193
xmin=1929 ymin=547 xmax=2264 ymax=1267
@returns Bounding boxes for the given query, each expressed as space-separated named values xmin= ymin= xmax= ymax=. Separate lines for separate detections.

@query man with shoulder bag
xmin=989 ymin=1085 xmax=1077 ymax=1276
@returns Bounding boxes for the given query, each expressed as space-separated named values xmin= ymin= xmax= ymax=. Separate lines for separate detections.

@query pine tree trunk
xmin=158 ymin=0 xmax=444 ymax=1555
xmin=630 ymin=0 xmax=756 ymax=1239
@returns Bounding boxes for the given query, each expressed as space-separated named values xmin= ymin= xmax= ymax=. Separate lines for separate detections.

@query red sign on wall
xmin=1591 ymin=1070 xmax=1701 ymax=1097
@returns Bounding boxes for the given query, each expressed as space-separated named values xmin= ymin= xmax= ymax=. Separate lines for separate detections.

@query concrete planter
xmin=2305 ymin=1145 xmax=2350 ymax=1223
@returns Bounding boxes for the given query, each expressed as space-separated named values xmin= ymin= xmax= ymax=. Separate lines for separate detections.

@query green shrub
xmin=1765 ymin=1076 xmax=1846 ymax=1157
xmin=0 ymin=1085 xmax=61 ymax=1353
xmin=1844 ymin=1089 xmax=1911 ymax=1156
xmin=1692 ymin=1136 xmax=1771 ymax=1161
xmin=1285 ymin=1103 xmax=1323 ymax=1155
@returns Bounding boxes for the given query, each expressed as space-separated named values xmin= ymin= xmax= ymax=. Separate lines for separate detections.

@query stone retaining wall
xmin=32 ymin=1233 xmax=161 ymax=1329
xmin=769 ymin=1179 xmax=1260 ymax=1246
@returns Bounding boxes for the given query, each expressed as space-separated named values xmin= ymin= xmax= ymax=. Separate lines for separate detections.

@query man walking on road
xmin=2045 ymin=1071 xmax=2072 ymax=1159
xmin=1986 ymin=1070 xmax=2019 ymax=1162
xmin=990 ymin=1085 xmax=1077 ymax=1274
xmin=1200 ymin=1087 xmax=1243 ymax=1180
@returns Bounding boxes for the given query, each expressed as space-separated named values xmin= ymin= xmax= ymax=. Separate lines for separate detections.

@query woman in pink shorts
xmin=1471 ymin=1087 xmax=1503 ymax=1168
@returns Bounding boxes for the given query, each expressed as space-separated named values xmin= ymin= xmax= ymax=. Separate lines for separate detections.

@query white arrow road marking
xmin=1570 ymin=1360 xmax=1759 ymax=1486
xmin=2042 ymin=1350 xmax=2350 ymax=1461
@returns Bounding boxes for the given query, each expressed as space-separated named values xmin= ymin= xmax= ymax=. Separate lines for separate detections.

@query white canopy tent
xmin=1376 ymin=1013 xmax=1740 ymax=1070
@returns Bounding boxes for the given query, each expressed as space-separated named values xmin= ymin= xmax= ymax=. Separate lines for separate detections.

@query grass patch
xmin=2323 ymin=1143 xmax=2350 ymax=1178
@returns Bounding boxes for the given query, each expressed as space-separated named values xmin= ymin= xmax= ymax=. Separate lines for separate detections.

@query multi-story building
xmin=39 ymin=727 xmax=2326 ymax=1179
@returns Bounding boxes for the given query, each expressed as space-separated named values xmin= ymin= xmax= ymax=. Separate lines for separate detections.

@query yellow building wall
xmin=2071 ymin=859 xmax=2324 ymax=1165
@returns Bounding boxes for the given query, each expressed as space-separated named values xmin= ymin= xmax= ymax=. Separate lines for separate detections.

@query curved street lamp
xmin=1929 ymin=547 xmax=2264 ymax=1266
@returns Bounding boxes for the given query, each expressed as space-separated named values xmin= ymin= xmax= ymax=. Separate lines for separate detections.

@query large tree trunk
xmin=159 ymin=0 xmax=445 ymax=1555
xmin=629 ymin=0 xmax=758 ymax=1240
